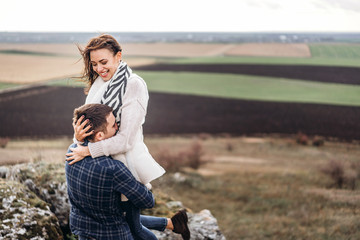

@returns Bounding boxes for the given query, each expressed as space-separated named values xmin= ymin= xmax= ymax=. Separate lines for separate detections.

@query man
xmin=65 ymin=103 xmax=155 ymax=240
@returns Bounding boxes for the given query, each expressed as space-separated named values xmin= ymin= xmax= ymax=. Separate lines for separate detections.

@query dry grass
xmin=146 ymin=134 xmax=360 ymax=240
xmin=1 ymin=134 xmax=359 ymax=239
xmin=0 ymin=137 xmax=73 ymax=165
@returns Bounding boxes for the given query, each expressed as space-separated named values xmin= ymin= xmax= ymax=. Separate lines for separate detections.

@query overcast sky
xmin=1 ymin=0 xmax=359 ymax=32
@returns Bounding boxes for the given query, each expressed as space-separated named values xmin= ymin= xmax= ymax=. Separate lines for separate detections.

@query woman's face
xmin=90 ymin=48 xmax=121 ymax=81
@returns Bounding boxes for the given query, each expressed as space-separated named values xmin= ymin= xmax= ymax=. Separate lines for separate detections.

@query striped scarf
xmin=100 ymin=61 xmax=131 ymax=124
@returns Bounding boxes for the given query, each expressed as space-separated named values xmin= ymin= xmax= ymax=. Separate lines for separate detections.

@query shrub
xmin=349 ymin=161 xmax=360 ymax=189
xmin=296 ymin=132 xmax=308 ymax=145
xmin=226 ymin=142 xmax=234 ymax=152
xmin=154 ymin=149 xmax=183 ymax=172
xmin=0 ymin=137 xmax=9 ymax=148
xmin=344 ymin=169 xmax=357 ymax=190
xmin=154 ymin=141 xmax=205 ymax=172
xmin=350 ymin=161 xmax=360 ymax=179
xmin=312 ymin=136 xmax=325 ymax=147
xmin=197 ymin=133 xmax=211 ymax=141
xmin=320 ymin=159 xmax=345 ymax=188
xmin=319 ymin=159 xmax=360 ymax=190
xmin=182 ymin=141 xmax=204 ymax=170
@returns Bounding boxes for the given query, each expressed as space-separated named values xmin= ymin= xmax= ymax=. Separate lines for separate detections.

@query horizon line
xmin=1 ymin=31 xmax=360 ymax=34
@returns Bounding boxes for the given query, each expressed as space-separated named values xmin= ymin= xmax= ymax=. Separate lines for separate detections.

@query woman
xmin=66 ymin=34 xmax=190 ymax=240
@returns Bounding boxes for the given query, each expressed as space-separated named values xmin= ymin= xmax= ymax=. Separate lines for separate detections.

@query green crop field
xmin=2 ymin=43 xmax=360 ymax=107
xmin=309 ymin=44 xmax=360 ymax=59
xmin=138 ymin=71 xmax=360 ymax=106
xmin=168 ymin=55 xmax=360 ymax=67
xmin=46 ymin=71 xmax=360 ymax=107
xmin=0 ymin=50 xmax=57 ymax=57
xmin=165 ymin=44 xmax=360 ymax=68
xmin=0 ymin=82 xmax=19 ymax=90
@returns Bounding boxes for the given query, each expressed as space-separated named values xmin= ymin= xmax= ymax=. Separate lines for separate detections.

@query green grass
xmin=46 ymin=77 xmax=86 ymax=88
xmin=167 ymin=55 xmax=360 ymax=67
xmin=5 ymin=69 xmax=360 ymax=107
xmin=138 ymin=71 xmax=360 ymax=106
xmin=0 ymin=78 xmax=84 ymax=91
xmin=0 ymin=82 xmax=20 ymax=90
xmin=45 ymin=72 xmax=360 ymax=106
xmin=163 ymin=44 xmax=360 ymax=67
xmin=0 ymin=50 xmax=57 ymax=57
xmin=310 ymin=44 xmax=360 ymax=59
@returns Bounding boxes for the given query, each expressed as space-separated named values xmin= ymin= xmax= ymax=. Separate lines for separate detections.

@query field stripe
xmin=309 ymin=44 xmax=360 ymax=59
xmin=138 ymin=71 xmax=360 ymax=107
xmin=135 ymin=64 xmax=360 ymax=85
xmin=168 ymin=56 xmax=360 ymax=68
xmin=37 ymin=71 xmax=360 ymax=107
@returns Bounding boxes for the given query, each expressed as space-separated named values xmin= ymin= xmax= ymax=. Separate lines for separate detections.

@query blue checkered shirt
xmin=65 ymin=143 xmax=155 ymax=240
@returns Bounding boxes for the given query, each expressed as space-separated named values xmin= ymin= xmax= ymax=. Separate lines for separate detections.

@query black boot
xmin=171 ymin=209 xmax=190 ymax=240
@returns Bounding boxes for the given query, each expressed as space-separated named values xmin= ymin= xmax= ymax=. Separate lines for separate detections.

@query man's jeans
xmin=125 ymin=201 xmax=167 ymax=240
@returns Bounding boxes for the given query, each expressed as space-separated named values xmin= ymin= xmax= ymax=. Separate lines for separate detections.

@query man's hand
xmin=66 ymin=145 xmax=90 ymax=165
xmin=73 ymin=115 xmax=94 ymax=142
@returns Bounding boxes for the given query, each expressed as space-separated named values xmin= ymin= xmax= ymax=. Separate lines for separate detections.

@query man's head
xmin=73 ymin=104 xmax=118 ymax=142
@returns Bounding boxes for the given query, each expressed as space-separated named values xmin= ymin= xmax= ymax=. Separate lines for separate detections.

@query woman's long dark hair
xmin=77 ymin=34 xmax=122 ymax=93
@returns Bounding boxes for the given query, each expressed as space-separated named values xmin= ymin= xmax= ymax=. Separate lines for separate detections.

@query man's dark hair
xmin=73 ymin=104 xmax=113 ymax=141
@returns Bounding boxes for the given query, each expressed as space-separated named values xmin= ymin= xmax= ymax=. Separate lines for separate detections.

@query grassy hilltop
xmin=0 ymin=41 xmax=360 ymax=239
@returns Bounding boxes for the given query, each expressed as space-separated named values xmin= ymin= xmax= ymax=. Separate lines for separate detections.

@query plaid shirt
xmin=65 ymin=143 xmax=155 ymax=240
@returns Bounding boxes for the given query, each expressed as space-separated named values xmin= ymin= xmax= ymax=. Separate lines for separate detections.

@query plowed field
xmin=0 ymin=82 xmax=359 ymax=140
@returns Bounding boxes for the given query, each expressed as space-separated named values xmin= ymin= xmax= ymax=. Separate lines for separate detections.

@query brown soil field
xmin=0 ymin=54 xmax=82 ymax=84
xmin=224 ymin=43 xmax=311 ymax=57
xmin=122 ymin=43 xmax=309 ymax=58
xmin=0 ymin=43 xmax=231 ymax=57
xmin=135 ymin=63 xmax=360 ymax=85
xmin=121 ymin=43 xmax=234 ymax=57
xmin=0 ymin=53 xmax=155 ymax=84
xmin=0 ymin=85 xmax=359 ymax=140
xmin=0 ymin=43 xmax=314 ymax=84
xmin=0 ymin=43 xmax=310 ymax=58
xmin=0 ymin=43 xmax=81 ymax=56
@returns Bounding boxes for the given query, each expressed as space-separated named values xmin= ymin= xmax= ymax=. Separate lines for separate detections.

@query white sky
xmin=0 ymin=0 xmax=359 ymax=32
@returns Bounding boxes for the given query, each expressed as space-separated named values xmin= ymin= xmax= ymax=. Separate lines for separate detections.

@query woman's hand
xmin=73 ymin=115 xmax=94 ymax=142
xmin=66 ymin=145 xmax=91 ymax=165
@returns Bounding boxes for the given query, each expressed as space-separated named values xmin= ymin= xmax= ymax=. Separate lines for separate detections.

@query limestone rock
xmin=0 ymin=166 xmax=8 ymax=179
xmin=7 ymin=162 xmax=70 ymax=234
xmin=0 ymin=179 xmax=63 ymax=239
xmin=188 ymin=209 xmax=226 ymax=240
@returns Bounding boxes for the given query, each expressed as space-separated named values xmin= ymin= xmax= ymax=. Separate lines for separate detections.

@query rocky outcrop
xmin=6 ymin=162 xmax=71 ymax=236
xmin=0 ymin=179 xmax=63 ymax=239
xmin=1 ymin=163 xmax=226 ymax=240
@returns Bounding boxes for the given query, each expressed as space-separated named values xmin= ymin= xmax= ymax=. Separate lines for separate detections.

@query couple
xmin=65 ymin=34 xmax=190 ymax=240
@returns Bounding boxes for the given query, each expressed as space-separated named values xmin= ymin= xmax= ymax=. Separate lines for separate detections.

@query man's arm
xmin=113 ymin=162 xmax=155 ymax=209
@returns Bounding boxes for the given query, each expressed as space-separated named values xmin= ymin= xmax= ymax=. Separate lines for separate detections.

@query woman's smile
xmin=99 ymin=70 xmax=109 ymax=78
